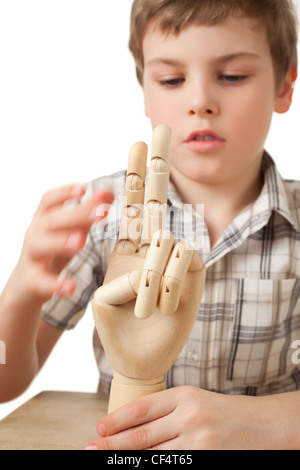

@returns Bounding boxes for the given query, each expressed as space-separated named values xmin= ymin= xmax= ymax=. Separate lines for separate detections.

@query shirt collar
xmin=167 ymin=152 xmax=299 ymax=265
xmin=167 ymin=152 xmax=299 ymax=233
xmin=251 ymin=152 xmax=300 ymax=234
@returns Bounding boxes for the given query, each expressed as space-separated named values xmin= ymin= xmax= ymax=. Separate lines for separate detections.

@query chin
xmin=179 ymin=162 xmax=226 ymax=185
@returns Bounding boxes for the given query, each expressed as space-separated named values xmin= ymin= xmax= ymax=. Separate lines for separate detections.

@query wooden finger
xmin=140 ymin=124 xmax=171 ymax=250
xmin=93 ymin=270 xmax=141 ymax=306
xmin=134 ymin=230 xmax=174 ymax=319
xmin=159 ymin=243 xmax=201 ymax=316
xmin=116 ymin=142 xmax=148 ymax=255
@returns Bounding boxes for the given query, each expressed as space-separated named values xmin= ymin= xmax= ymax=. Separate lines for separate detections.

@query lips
xmin=184 ymin=130 xmax=225 ymax=153
xmin=185 ymin=130 xmax=225 ymax=142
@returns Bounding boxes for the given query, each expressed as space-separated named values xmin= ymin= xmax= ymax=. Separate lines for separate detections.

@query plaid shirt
xmin=41 ymin=152 xmax=300 ymax=397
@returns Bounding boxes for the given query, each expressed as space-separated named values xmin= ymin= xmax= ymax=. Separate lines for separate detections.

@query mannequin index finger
xmin=140 ymin=124 xmax=171 ymax=249
xmin=116 ymin=141 xmax=148 ymax=254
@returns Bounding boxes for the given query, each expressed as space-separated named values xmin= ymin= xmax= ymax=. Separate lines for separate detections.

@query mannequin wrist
xmin=108 ymin=371 xmax=166 ymax=413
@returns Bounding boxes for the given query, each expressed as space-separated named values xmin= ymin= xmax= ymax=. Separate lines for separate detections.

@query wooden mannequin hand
xmin=92 ymin=125 xmax=205 ymax=412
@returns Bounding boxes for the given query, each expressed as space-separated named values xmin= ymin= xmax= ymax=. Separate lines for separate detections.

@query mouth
xmin=193 ymin=135 xmax=217 ymax=141
xmin=185 ymin=130 xmax=225 ymax=142
xmin=184 ymin=130 xmax=225 ymax=152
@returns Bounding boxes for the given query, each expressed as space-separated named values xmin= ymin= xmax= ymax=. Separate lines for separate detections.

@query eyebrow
xmin=146 ymin=52 xmax=262 ymax=67
xmin=215 ymin=52 xmax=262 ymax=64
xmin=146 ymin=58 xmax=185 ymax=67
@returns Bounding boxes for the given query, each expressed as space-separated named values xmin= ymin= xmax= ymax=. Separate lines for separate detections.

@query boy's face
xmin=142 ymin=16 xmax=291 ymax=186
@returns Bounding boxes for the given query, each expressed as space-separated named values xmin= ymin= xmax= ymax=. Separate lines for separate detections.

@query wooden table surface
xmin=0 ymin=391 xmax=108 ymax=450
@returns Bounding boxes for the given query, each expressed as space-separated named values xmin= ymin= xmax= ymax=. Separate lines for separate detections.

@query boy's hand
xmin=87 ymin=386 xmax=293 ymax=450
xmin=14 ymin=184 xmax=114 ymax=304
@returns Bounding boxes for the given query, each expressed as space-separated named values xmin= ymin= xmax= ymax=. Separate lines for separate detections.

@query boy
xmin=1 ymin=0 xmax=300 ymax=450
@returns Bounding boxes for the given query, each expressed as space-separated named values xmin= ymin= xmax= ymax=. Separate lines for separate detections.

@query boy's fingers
xmin=93 ymin=388 xmax=177 ymax=441
xmin=140 ymin=124 xmax=171 ymax=249
xmin=47 ymin=190 xmax=114 ymax=231
xmin=37 ymin=184 xmax=86 ymax=213
xmin=29 ymin=273 xmax=77 ymax=300
xmin=116 ymin=142 xmax=148 ymax=255
xmin=56 ymin=277 xmax=77 ymax=297
xmin=28 ymin=231 xmax=87 ymax=260
xmin=84 ymin=190 xmax=115 ymax=225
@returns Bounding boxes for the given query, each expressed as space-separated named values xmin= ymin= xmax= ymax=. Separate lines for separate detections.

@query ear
xmin=274 ymin=63 xmax=298 ymax=114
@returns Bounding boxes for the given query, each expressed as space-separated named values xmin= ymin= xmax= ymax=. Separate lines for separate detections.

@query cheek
xmin=144 ymin=85 xmax=181 ymax=125
xmin=146 ymin=101 xmax=180 ymax=134
xmin=227 ymin=90 xmax=274 ymax=146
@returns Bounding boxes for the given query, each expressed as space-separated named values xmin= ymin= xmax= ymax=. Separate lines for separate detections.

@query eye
xmin=159 ymin=77 xmax=185 ymax=88
xmin=219 ymin=74 xmax=248 ymax=84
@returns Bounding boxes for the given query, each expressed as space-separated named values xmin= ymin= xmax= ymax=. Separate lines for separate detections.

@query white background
xmin=0 ymin=0 xmax=300 ymax=420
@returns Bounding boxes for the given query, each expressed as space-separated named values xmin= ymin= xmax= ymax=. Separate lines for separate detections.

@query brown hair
xmin=129 ymin=0 xmax=298 ymax=89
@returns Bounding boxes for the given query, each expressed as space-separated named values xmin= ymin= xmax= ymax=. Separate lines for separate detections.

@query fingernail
xmin=85 ymin=444 xmax=98 ymax=450
xmin=88 ymin=206 xmax=98 ymax=221
xmin=97 ymin=423 xmax=106 ymax=437
xmin=70 ymin=185 xmax=86 ymax=199
xmin=58 ymin=278 xmax=76 ymax=297
xmin=65 ymin=232 xmax=81 ymax=251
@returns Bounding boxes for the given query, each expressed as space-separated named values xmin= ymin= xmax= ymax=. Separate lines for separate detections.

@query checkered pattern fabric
xmin=41 ymin=153 xmax=300 ymax=396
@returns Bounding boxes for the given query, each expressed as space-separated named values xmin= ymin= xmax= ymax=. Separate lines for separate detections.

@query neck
xmin=170 ymin=160 xmax=264 ymax=247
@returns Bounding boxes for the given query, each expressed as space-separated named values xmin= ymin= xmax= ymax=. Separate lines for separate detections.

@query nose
xmin=188 ymin=80 xmax=219 ymax=117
